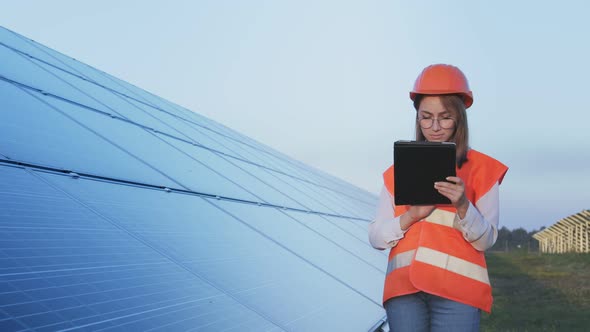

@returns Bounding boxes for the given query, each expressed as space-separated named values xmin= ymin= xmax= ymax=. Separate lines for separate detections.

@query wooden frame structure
xmin=533 ymin=210 xmax=590 ymax=254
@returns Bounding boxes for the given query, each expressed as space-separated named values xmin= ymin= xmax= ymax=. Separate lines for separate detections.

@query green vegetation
xmin=481 ymin=252 xmax=590 ymax=331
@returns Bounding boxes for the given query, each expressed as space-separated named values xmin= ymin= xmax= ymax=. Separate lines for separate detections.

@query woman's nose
xmin=432 ymin=119 xmax=441 ymax=131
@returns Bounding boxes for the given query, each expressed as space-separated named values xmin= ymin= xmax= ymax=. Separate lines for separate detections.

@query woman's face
xmin=417 ymin=96 xmax=456 ymax=142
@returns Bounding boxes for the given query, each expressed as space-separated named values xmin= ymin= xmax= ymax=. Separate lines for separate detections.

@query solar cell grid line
xmin=321 ymin=215 xmax=371 ymax=243
xmin=194 ymin=134 xmax=376 ymax=213
xmin=270 ymin=205 xmax=385 ymax=274
xmin=269 ymin=166 xmax=378 ymax=218
xmin=235 ymin=143 xmax=378 ymax=208
xmin=79 ymin=286 xmax=212 ymax=320
xmin=0 ymin=165 xmax=290 ymax=330
xmin=151 ymin=130 xmax=331 ymax=213
xmin=175 ymin=125 xmax=375 ymax=211
xmin=59 ymin=297 xmax=222 ymax=331
xmin=1 ymin=31 xmax=374 ymax=205
xmin=281 ymin=300 xmax=332 ymax=329
xmin=0 ymin=81 xmax=188 ymax=191
xmin=347 ymin=217 xmax=375 ymax=233
xmin=25 ymin=168 xmax=293 ymax=331
xmin=288 ymin=160 xmax=377 ymax=206
xmin=0 ymin=28 xmax=190 ymax=122
xmin=1 ymin=26 xmax=386 ymax=329
xmin=141 ymin=102 xmax=370 ymax=207
xmin=8 ymin=265 xmax=191 ymax=304
xmin=2 ymin=74 xmax=372 ymax=215
xmin=23 ymin=40 xmax=163 ymax=108
xmin=1 ymin=75 xmax=274 ymax=174
xmin=96 ymin=71 xmax=190 ymax=121
xmin=0 ymin=158 xmax=368 ymax=223
xmin=178 ymin=124 xmax=374 ymax=216
xmin=32 ymin=166 xmax=384 ymax=330
xmin=28 ymin=58 xmax=206 ymax=143
xmin=278 ymin=151 xmax=375 ymax=200
xmin=121 ymin=97 xmax=237 ymax=154
xmin=216 ymin=316 xmax=284 ymax=332
xmin=65 ymin=294 xmax=232 ymax=331
xmin=135 ymin=102 xmax=375 ymax=208
xmin=0 ymin=172 xmax=157 ymax=300
xmin=2 ymin=44 xmax=374 ymax=213
xmin=0 ymin=316 xmax=26 ymax=332
xmin=0 ymin=169 xmax=384 ymax=330
xmin=232 ymin=148 xmax=376 ymax=215
xmin=11 ymin=86 xmax=273 ymax=204
xmin=205 ymin=199 xmax=383 ymax=305
xmin=37 ymin=161 xmax=374 ymax=264
xmin=283 ymin=158 xmax=377 ymax=207
xmin=0 ymin=48 xmax=196 ymax=143
xmin=282 ymin=211 xmax=388 ymax=263
xmin=267 ymin=172 xmax=366 ymax=219
xmin=1 ymin=280 xmax=77 ymax=331
xmin=149 ymin=135 xmax=311 ymax=211
xmin=1 ymin=38 xmax=198 ymax=125
xmin=194 ymin=147 xmax=345 ymax=215
xmin=0 ymin=29 xmax=71 ymax=76
xmin=2 ymin=251 xmax=170 ymax=288
xmin=0 ymin=36 xmax=121 ymax=107
xmin=71 ymin=273 xmax=211 ymax=309
xmin=3 ymin=50 xmax=237 ymax=164
xmin=296 ymin=180 xmax=367 ymax=219
xmin=89 ymin=297 xmax=239 ymax=332
xmin=0 ymin=46 xmax=137 ymax=127
xmin=173 ymin=120 xmax=265 ymax=166
xmin=0 ymin=155 xmax=366 ymax=228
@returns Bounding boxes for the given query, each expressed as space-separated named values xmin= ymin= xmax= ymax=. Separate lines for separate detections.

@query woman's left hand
xmin=434 ymin=176 xmax=469 ymax=218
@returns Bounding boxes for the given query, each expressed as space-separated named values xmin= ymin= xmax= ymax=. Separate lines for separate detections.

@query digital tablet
xmin=393 ymin=141 xmax=456 ymax=205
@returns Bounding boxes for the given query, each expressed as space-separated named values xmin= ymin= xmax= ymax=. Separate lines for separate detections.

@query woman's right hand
xmin=400 ymin=205 xmax=435 ymax=230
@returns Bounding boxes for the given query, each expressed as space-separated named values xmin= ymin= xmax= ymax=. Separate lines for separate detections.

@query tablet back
xmin=394 ymin=141 xmax=456 ymax=205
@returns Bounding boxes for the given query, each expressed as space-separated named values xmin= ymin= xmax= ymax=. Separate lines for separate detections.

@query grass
xmin=481 ymin=251 xmax=590 ymax=331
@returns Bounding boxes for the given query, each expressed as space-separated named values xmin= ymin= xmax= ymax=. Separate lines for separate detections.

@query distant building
xmin=0 ymin=26 xmax=387 ymax=331
xmin=533 ymin=210 xmax=590 ymax=254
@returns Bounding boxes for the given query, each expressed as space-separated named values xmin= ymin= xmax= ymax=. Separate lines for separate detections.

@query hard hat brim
xmin=409 ymin=91 xmax=473 ymax=109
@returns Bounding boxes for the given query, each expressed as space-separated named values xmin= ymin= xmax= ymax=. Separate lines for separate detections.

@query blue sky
xmin=2 ymin=1 xmax=589 ymax=231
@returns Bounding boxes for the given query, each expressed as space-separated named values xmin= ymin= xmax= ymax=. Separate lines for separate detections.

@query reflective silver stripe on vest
xmin=425 ymin=209 xmax=456 ymax=228
xmin=386 ymin=249 xmax=416 ymax=275
xmin=414 ymin=247 xmax=490 ymax=285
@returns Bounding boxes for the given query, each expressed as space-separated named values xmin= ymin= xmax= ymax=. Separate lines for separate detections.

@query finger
xmin=436 ymin=191 xmax=457 ymax=203
xmin=446 ymin=176 xmax=463 ymax=185
xmin=434 ymin=182 xmax=459 ymax=191
xmin=437 ymin=186 xmax=462 ymax=197
xmin=436 ymin=186 xmax=456 ymax=195
xmin=437 ymin=191 xmax=458 ymax=202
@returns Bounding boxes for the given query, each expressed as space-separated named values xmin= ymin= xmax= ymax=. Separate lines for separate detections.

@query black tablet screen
xmin=393 ymin=141 xmax=456 ymax=205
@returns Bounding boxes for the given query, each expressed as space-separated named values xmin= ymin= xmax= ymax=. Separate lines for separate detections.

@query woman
xmin=368 ymin=64 xmax=508 ymax=331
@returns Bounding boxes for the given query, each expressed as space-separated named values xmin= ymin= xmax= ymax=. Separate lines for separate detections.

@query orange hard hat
xmin=410 ymin=64 xmax=473 ymax=108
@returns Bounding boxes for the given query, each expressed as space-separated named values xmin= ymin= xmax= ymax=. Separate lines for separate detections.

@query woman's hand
xmin=434 ymin=176 xmax=469 ymax=218
xmin=400 ymin=205 xmax=435 ymax=230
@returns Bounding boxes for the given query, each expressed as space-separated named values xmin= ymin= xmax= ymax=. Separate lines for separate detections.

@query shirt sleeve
xmin=368 ymin=186 xmax=407 ymax=250
xmin=454 ymin=182 xmax=500 ymax=251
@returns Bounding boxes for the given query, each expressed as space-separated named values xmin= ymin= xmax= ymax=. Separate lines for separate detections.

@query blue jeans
xmin=384 ymin=292 xmax=481 ymax=332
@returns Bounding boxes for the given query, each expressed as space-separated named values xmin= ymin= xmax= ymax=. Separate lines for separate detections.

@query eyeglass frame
xmin=417 ymin=115 xmax=456 ymax=129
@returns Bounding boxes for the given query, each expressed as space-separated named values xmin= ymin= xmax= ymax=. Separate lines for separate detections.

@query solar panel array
xmin=0 ymin=26 xmax=387 ymax=331
xmin=533 ymin=210 xmax=590 ymax=254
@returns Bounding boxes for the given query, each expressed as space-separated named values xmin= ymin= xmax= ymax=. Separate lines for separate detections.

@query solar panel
xmin=0 ymin=26 xmax=386 ymax=331
xmin=0 ymin=165 xmax=280 ymax=331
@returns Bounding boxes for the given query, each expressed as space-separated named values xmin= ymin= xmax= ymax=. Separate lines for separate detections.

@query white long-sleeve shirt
xmin=368 ymin=182 xmax=501 ymax=251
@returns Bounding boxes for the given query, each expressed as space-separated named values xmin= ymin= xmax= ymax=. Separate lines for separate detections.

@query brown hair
xmin=413 ymin=94 xmax=469 ymax=168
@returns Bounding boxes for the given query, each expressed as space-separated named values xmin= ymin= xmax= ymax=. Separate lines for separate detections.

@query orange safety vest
xmin=382 ymin=149 xmax=508 ymax=313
